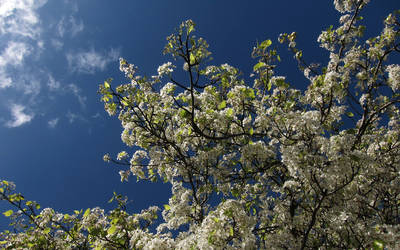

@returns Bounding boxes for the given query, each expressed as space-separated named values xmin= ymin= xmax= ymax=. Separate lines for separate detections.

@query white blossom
xmin=386 ymin=64 xmax=400 ymax=91
xmin=157 ymin=62 xmax=174 ymax=77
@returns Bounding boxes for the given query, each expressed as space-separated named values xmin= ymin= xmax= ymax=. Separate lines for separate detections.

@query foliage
xmin=2 ymin=0 xmax=400 ymax=248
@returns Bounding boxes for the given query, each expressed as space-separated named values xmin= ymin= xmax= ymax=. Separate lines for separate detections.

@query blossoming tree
xmin=1 ymin=0 xmax=400 ymax=248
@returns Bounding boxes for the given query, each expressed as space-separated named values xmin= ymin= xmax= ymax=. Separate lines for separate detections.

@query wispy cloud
xmin=0 ymin=41 xmax=32 ymax=89
xmin=50 ymin=39 xmax=64 ymax=50
xmin=20 ymin=77 xmax=41 ymax=97
xmin=0 ymin=0 xmax=46 ymax=105
xmin=47 ymin=74 xmax=61 ymax=91
xmin=69 ymin=16 xmax=84 ymax=36
xmin=0 ymin=41 xmax=31 ymax=66
xmin=5 ymin=104 xmax=34 ymax=128
xmin=0 ymin=0 xmax=91 ymax=128
xmin=57 ymin=15 xmax=84 ymax=38
xmin=48 ymin=118 xmax=59 ymax=128
xmin=68 ymin=83 xmax=87 ymax=108
xmin=0 ymin=73 xmax=12 ymax=89
xmin=0 ymin=0 xmax=47 ymax=39
xmin=66 ymin=111 xmax=78 ymax=123
xmin=66 ymin=48 xmax=119 ymax=74
xmin=66 ymin=111 xmax=87 ymax=124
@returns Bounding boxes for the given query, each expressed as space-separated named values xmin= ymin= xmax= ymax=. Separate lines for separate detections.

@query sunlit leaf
xmin=373 ymin=240 xmax=385 ymax=250
xmin=3 ymin=210 xmax=13 ymax=217
xmin=218 ymin=101 xmax=226 ymax=110
xmin=83 ymin=208 xmax=90 ymax=218
xmin=190 ymin=53 xmax=196 ymax=65
xmin=107 ymin=225 xmax=117 ymax=235
xmin=253 ymin=62 xmax=266 ymax=72
xmin=226 ymin=108 xmax=234 ymax=117
xmin=260 ymin=39 xmax=272 ymax=49
xmin=187 ymin=24 xmax=194 ymax=34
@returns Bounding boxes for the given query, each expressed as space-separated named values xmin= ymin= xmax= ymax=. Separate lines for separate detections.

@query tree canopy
xmin=1 ymin=0 xmax=400 ymax=248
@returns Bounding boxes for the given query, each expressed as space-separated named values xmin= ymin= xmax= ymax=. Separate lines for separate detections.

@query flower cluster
xmin=157 ymin=62 xmax=175 ymax=77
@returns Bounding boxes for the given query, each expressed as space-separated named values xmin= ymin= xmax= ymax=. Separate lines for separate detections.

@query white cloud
xmin=47 ymin=74 xmax=61 ymax=91
xmin=69 ymin=16 xmax=84 ymax=36
xmin=0 ymin=0 xmax=89 ymax=125
xmin=63 ymin=0 xmax=79 ymax=13
xmin=66 ymin=111 xmax=77 ymax=123
xmin=66 ymin=48 xmax=120 ymax=74
xmin=21 ymin=78 xmax=41 ymax=96
xmin=0 ymin=41 xmax=31 ymax=67
xmin=48 ymin=117 xmax=59 ymax=128
xmin=5 ymin=103 xmax=34 ymax=128
xmin=0 ymin=41 xmax=32 ymax=89
xmin=66 ymin=111 xmax=88 ymax=124
xmin=50 ymin=39 xmax=64 ymax=50
xmin=68 ymin=83 xmax=87 ymax=108
xmin=56 ymin=10 xmax=84 ymax=38
xmin=56 ymin=18 xmax=66 ymax=37
xmin=0 ymin=72 xmax=12 ymax=88
xmin=0 ymin=0 xmax=48 ymax=39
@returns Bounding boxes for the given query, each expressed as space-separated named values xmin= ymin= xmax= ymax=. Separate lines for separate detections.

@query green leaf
xmin=187 ymin=24 xmax=194 ymax=34
xmin=44 ymin=228 xmax=51 ymax=234
xmin=245 ymin=88 xmax=256 ymax=99
xmin=179 ymin=109 xmax=189 ymax=119
xmin=260 ymin=39 xmax=272 ymax=49
xmin=253 ymin=62 xmax=266 ymax=72
xmin=226 ymin=108 xmax=234 ymax=117
xmin=229 ymin=227 xmax=234 ymax=236
xmin=121 ymin=100 xmax=128 ymax=106
xmin=111 ymin=218 xmax=119 ymax=225
xmin=212 ymin=217 xmax=219 ymax=223
xmin=107 ymin=225 xmax=117 ymax=235
xmin=190 ymin=53 xmax=196 ymax=65
xmin=167 ymin=42 xmax=173 ymax=49
xmin=3 ymin=210 xmax=13 ymax=217
xmin=218 ymin=100 xmax=226 ymax=110
xmin=249 ymin=128 xmax=254 ymax=135
xmin=277 ymin=55 xmax=281 ymax=62
xmin=83 ymin=208 xmax=90 ymax=218
xmin=346 ymin=112 xmax=354 ymax=117
xmin=267 ymin=81 xmax=272 ymax=91
xmin=164 ymin=204 xmax=171 ymax=210
xmin=373 ymin=239 xmax=385 ymax=250
xmin=149 ymin=169 xmax=154 ymax=176
xmin=231 ymin=188 xmax=239 ymax=198
xmin=104 ymin=81 xmax=110 ymax=89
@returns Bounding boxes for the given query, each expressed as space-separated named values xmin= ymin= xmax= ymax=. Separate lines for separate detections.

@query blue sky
xmin=0 ymin=0 xmax=398 ymax=229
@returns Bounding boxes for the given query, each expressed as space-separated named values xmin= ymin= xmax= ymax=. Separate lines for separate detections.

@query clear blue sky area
xmin=0 ymin=0 xmax=398 ymax=230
